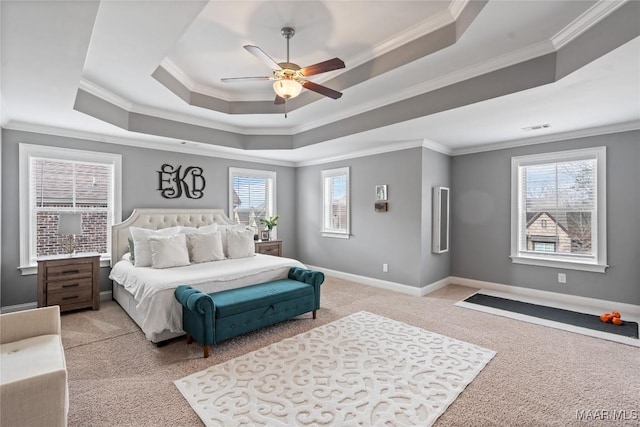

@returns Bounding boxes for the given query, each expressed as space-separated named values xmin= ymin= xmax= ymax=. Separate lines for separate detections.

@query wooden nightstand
xmin=255 ymin=240 xmax=282 ymax=257
xmin=37 ymin=252 xmax=100 ymax=312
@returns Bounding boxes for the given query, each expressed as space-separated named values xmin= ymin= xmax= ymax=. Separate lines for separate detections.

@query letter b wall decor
xmin=157 ymin=164 xmax=206 ymax=199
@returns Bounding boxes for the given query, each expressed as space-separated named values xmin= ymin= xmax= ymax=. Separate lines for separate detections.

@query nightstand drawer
xmin=47 ymin=287 xmax=93 ymax=306
xmin=259 ymin=244 xmax=280 ymax=256
xmin=255 ymin=240 xmax=282 ymax=257
xmin=47 ymin=277 xmax=93 ymax=293
xmin=46 ymin=263 xmax=93 ymax=281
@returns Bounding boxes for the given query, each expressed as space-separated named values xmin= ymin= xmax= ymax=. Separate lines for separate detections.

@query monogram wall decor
xmin=157 ymin=164 xmax=206 ymax=199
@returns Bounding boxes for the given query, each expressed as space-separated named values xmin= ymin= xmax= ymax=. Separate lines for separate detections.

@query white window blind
xmin=510 ymin=147 xmax=607 ymax=272
xmin=322 ymin=167 xmax=350 ymax=238
xmin=229 ymin=168 xmax=276 ymax=236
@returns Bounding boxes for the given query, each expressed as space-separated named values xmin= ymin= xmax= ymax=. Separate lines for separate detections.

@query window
xmin=229 ymin=168 xmax=276 ymax=237
xmin=19 ymin=144 xmax=122 ymax=275
xmin=510 ymin=147 xmax=606 ymax=272
xmin=322 ymin=167 xmax=350 ymax=238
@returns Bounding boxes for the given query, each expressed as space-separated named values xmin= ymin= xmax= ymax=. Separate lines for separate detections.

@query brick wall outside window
xmin=36 ymin=211 xmax=107 ymax=256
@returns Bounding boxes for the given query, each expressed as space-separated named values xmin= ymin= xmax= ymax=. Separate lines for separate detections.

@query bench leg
xmin=203 ymin=345 xmax=210 ymax=358
xmin=313 ymin=310 xmax=317 ymax=319
xmin=186 ymin=334 xmax=193 ymax=344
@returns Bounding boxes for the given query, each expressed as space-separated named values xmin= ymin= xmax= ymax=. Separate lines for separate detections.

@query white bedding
xmin=109 ymin=254 xmax=305 ymax=340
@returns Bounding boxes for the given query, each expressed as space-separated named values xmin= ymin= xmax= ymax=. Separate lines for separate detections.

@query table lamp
xmin=57 ymin=213 xmax=82 ymax=255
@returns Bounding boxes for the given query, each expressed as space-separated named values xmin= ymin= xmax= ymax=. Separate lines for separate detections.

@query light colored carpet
xmin=61 ymin=278 xmax=640 ymax=426
xmin=175 ymin=311 xmax=495 ymax=426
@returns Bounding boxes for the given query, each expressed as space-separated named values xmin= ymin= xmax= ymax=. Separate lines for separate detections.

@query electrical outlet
xmin=558 ymin=273 xmax=566 ymax=284
xmin=383 ymin=263 xmax=388 ymax=273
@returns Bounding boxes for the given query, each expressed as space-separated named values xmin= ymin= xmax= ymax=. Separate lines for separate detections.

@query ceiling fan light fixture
xmin=273 ymin=78 xmax=302 ymax=99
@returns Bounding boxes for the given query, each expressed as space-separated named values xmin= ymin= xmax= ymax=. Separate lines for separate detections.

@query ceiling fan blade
xmin=244 ymin=45 xmax=282 ymax=70
xmin=221 ymin=76 xmax=272 ymax=83
xmin=302 ymin=81 xmax=342 ymax=99
xmin=300 ymin=58 xmax=345 ymax=76
xmin=274 ymin=95 xmax=286 ymax=105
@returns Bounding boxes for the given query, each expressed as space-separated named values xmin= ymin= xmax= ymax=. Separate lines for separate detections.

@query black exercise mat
xmin=464 ymin=293 xmax=639 ymax=339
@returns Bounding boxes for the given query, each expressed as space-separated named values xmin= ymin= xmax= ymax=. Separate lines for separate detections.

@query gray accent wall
xmin=451 ymin=130 xmax=640 ymax=305
xmin=0 ymin=129 xmax=296 ymax=306
xmin=295 ymin=146 xmax=451 ymax=288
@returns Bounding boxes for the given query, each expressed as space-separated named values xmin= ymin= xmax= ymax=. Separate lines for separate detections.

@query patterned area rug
xmin=175 ymin=311 xmax=496 ymax=426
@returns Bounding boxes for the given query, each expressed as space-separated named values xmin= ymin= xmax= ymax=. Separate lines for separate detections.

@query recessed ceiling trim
xmin=451 ymin=120 xmax=640 ymax=156
xmin=552 ymin=0 xmax=628 ymax=49
xmin=294 ymin=139 xmax=427 ymax=167
xmin=79 ymin=79 xmax=133 ymax=111
xmin=3 ymin=120 xmax=296 ymax=167
xmin=289 ymin=40 xmax=556 ymax=136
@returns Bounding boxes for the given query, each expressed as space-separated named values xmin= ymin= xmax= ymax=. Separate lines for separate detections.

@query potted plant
xmin=260 ymin=215 xmax=280 ymax=241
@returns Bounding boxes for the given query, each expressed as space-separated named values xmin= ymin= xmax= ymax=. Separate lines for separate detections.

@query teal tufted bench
xmin=174 ymin=267 xmax=324 ymax=357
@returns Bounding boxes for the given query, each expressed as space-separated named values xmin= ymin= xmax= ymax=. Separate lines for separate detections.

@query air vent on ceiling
xmin=522 ymin=123 xmax=551 ymax=131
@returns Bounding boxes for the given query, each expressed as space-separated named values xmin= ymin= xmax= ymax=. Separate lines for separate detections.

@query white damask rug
xmin=174 ymin=311 xmax=496 ymax=426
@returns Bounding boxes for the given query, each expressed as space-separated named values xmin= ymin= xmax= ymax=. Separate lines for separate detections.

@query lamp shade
xmin=57 ymin=213 xmax=82 ymax=236
xmin=273 ymin=79 xmax=302 ymax=99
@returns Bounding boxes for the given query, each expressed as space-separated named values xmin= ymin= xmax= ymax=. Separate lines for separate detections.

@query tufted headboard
xmin=111 ymin=208 xmax=236 ymax=266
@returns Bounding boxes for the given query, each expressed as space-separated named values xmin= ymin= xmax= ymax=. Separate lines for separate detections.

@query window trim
xmin=19 ymin=144 xmax=122 ymax=275
xmin=228 ymin=167 xmax=277 ymax=239
xmin=321 ymin=167 xmax=350 ymax=239
xmin=510 ymin=146 xmax=607 ymax=273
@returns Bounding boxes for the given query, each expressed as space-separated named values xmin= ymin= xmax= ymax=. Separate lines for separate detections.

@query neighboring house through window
xmin=19 ymin=144 xmax=122 ymax=274
xmin=510 ymin=147 xmax=606 ymax=272
xmin=229 ymin=168 xmax=276 ymax=238
xmin=322 ymin=167 xmax=350 ymax=238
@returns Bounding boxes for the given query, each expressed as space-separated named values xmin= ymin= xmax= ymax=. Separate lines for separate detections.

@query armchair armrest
xmin=0 ymin=306 xmax=61 ymax=344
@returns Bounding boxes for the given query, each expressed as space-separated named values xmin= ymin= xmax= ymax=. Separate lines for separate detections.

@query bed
xmin=109 ymin=208 xmax=305 ymax=343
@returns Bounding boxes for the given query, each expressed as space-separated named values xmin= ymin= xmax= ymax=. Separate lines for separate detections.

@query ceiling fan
xmin=221 ymin=27 xmax=345 ymax=116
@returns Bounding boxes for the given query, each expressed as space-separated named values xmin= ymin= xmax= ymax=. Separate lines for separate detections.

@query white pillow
xmin=129 ymin=226 xmax=182 ymax=267
xmin=180 ymin=224 xmax=218 ymax=235
xmin=187 ymin=232 xmax=225 ymax=263
xmin=217 ymin=224 xmax=249 ymax=256
xmin=226 ymin=228 xmax=255 ymax=259
xmin=147 ymin=234 xmax=190 ymax=269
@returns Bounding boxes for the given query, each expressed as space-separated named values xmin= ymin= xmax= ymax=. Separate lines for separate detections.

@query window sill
xmin=510 ymin=255 xmax=607 ymax=273
xmin=322 ymin=232 xmax=350 ymax=239
xmin=19 ymin=257 xmax=112 ymax=276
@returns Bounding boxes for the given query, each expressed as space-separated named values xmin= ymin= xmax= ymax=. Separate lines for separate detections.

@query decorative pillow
xmin=180 ymin=224 xmax=218 ymax=235
xmin=217 ymin=224 xmax=249 ymax=257
xmin=225 ymin=228 xmax=255 ymax=259
xmin=127 ymin=237 xmax=135 ymax=263
xmin=186 ymin=232 xmax=225 ymax=263
xmin=147 ymin=234 xmax=190 ymax=269
xmin=129 ymin=226 xmax=182 ymax=267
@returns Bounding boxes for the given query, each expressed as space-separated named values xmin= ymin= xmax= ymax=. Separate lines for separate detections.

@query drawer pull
xmin=62 ymin=269 xmax=80 ymax=274
xmin=62 ymin=296 xmax=79 ymax=300
xmin=62 ymin=283 xmax=79 ymax=288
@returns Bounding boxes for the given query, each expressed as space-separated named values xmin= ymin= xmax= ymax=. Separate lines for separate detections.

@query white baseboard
xmin=450 ymin=276 xmax=640 ymax=318
xmin=307 ymin=265 xmax=449 ymax=297
xmin=1 ymin=290 xmax=113 ymax=313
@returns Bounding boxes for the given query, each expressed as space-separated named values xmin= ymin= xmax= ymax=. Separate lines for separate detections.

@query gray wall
xmin=296 ymin=146 xmax=451 ymax=288
xmin=0 ymin=129 xmax=296 ymax=306
xmin=451 ymin=130 xmax=640 ymax=305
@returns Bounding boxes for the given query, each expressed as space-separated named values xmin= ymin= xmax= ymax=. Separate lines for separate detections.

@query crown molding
xmin=79 ymin=79 xmax=133 ymax=111
xmin=160 ymin=59 xmax=273 ymax=103
xmin=422 ymin=138 xmax=454 ymax=156
xmin=449 ymin=0 xmax=469 ymax=20
xmin=2 ymin=121 xmax=296 ymax=167
xmin=451 ymin=120 xmax=640 ymax=156
xmin=551 ymin=0 xmax=627 ymax=49
xmin=1 ymin=95 xmax=10 ymax=127
xmin=294 ymin=139 xmax=427 ymax=167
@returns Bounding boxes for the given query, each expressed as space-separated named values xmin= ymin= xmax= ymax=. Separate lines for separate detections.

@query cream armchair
xmin=0 ymin=306 xmax=68 ymax=427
